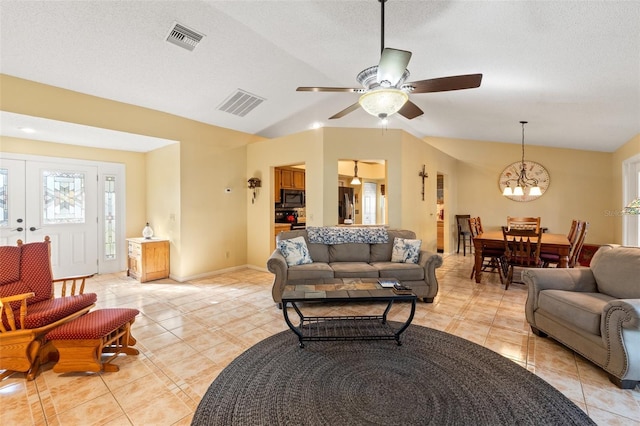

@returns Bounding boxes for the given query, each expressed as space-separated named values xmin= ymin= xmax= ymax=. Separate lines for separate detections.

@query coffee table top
xmin=282 ymin=279 xmax=416 ymax=302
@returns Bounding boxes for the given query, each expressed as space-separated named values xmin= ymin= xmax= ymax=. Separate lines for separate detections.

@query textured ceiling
xmin=1 ymin=0 xmax=639 ymax=153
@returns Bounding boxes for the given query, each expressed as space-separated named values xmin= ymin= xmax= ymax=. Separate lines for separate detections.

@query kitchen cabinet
xmin=277 ymin=167 xmax=305 ymax=190
xmin=274 ymin=169 xmax=282 ymax=203
xmin=127 ymin=238 xmax=170 ymax=283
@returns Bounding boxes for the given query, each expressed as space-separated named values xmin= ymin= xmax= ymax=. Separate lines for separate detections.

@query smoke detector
xmin=166 ymin=22 xmax=204 ymax=51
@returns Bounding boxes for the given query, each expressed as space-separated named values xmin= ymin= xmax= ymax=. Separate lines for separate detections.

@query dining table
xmin=472 ymin=231 xmax=571 ymax=283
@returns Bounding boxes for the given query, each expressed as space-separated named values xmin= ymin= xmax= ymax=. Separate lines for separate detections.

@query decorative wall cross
xmin=419 ymin=165 xmax=428 ymax=201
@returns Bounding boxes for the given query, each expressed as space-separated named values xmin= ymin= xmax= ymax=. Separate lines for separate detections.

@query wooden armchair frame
xmin=0 ymin=237 xmax=95 ymax=381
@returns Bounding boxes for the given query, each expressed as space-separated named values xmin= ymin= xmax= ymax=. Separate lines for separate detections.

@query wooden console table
xmin=126 ymin=238 xmax=170 ymax=282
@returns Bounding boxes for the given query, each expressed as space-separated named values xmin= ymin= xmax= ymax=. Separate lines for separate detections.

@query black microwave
xmin=281 ymin=189 xmax=305 ymax=208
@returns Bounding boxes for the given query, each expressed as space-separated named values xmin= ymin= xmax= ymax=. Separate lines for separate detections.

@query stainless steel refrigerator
xmin=338 ymin=187 xmax=354 ymax=224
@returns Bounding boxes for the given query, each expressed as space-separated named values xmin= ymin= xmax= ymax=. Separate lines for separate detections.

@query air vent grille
xmin=166 ymin=23 xmax=204 ymax=51
xmin=218 ymin=89 xmax=265 ymax=117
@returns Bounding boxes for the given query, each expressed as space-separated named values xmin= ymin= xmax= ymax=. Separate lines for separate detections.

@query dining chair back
xmin=569 ymin=221 xmax=589 ymax=267
xmin=501 ymin=227 xmax=543 ymax=289
xmin=468 ymin=217 xmax=504 ymax=283
xmin=506 ymin=216 xmax=541 ymax=233
xmin=455 ymin=214 xmax=472 ymax=256
xmin=541 ymin=219 xmax=583 ymax=268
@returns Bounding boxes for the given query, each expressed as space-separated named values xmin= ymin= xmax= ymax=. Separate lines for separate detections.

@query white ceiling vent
xmin=218 ymin=89 xmax=265 ymax=117
xmin=166 ymin=22 xmax=204 ymax=51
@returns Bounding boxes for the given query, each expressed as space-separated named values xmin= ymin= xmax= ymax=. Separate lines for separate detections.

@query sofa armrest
xmin=267 ymin=250 xmax=288 ymax=305
xmin=602 ymin=299 xmax=640 ymax=380
xmin=418 ymin=250 xmax=443 ymax=299
xmin=523 ymin=268 xmax=598 ymax=326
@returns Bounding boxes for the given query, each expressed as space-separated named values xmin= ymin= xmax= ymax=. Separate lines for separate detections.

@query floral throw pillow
xmin=391 ymin=237 xmax=422 ymax=263
xmin=277 ymin=236 xmax=313 ymax=266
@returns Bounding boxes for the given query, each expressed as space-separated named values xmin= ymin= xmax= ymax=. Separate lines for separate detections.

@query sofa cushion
xmin=19 ymin=241 xmax=54 ymax=304
xmin=287 ymin=263 xmax=334 ymax=281
xmin=590 ymin=245 xmax=640 ymax=298
xmin=329 ymin=243 xmax=370 ymax=263
xmin=307 ymin=243 xmax=330 ymax=264
xmin=372 ymin=262 xmax=425 ymax=281
xmin=391 ymin=238 xmax=422 ymax=263
xmin=277 ymin=236 xmax=313 ymax=266
xmin=21 ymin=293 xmax=98 ymax=329
xmin=0 ymin=246 xmax=21 ymax=285
xmin=538 ymin=290 xmax=614 ymax=336
xmin=371 ymin=230 xmax=417 ymax=262
xmin=330 ymin=262 xmax=379 ymax=278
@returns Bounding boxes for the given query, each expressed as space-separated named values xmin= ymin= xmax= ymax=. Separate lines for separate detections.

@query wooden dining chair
xmin=569 ymin=221 xmax=589 ymax=267
xmin=541 ymin=219 xmax=581 ymax=267
xmin=501 ymin=227 xmax=543 ymax=289
xmin=506 ymin=216 xmax=541 ymax=233
xmin=456 ymin=214 xmax=473 ymax=256
xmin=468 ymin=217 xmax=504 ymax=283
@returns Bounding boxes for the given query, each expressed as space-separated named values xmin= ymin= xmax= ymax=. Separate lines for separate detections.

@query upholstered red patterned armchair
xmin=0 ymin=237 xmax=96 ymax=380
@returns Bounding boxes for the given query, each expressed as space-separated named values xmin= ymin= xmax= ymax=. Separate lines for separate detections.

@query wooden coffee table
xmin=281 ymin=279 xmax=417 ymax=348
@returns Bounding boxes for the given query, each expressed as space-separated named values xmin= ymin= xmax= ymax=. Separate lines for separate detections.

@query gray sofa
xmin=523 ymin=244 xmax=640 ymax=389
xmin=267 ymin=228 xmax=442 ymax=308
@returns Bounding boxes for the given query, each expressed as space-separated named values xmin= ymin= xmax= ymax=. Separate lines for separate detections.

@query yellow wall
xmin=424 ymin=135 xmax=640 ymax=245
xmin=246 ymin=127 xmax=461 ymax=265
xmin=146 ymin=143 xmax=181 ymax=276
xmin=1 ymin=74 xmax=258 ymax=280
xmin=3 ymin=74 xmax=636 ymax=277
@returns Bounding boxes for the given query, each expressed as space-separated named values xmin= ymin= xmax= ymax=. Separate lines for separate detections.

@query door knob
xmin=29 ymin=227 xmax=41 ymax=232
xmin=12 ymin=227 xmax=24 ymax=232
xmin=17 ymin=218 xmax=23 ymax=223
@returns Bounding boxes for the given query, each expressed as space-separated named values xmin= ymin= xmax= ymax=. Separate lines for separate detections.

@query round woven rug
xmin=192 ymin=324 xmax=594 ymax=425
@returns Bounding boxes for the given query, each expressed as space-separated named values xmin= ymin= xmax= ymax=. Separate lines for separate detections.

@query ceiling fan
xmin=296 ymin=0 xmax=482 ymax=121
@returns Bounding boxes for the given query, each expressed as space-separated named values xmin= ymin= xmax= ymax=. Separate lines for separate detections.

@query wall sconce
xmin=248 ymin=177 xmax=261 ymax=204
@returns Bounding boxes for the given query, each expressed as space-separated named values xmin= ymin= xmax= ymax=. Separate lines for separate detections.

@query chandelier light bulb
xmin=528 ymin=186 xmax=542 ymax=196
xmin=513 ymin=186 xmax=524 ymax=196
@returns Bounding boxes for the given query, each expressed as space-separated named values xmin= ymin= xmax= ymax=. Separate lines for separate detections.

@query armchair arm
xmin=418 ymin=250 xmax=443 ymax=299
xmin=602 ymin=299 xmax=640 ymax=380
xmin=267 ymin=250 xmax=288 ymax=304
xmin=52 ymin=273 xmax=95 ymax=297
xmin=523 ymin=268 xmax=597 ymax=326
xmin=0 ymin=292 xmax=35 ymax=332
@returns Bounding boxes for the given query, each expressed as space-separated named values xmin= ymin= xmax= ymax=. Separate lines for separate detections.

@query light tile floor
xmin=2 ymin=253 xmax=639 ymax=425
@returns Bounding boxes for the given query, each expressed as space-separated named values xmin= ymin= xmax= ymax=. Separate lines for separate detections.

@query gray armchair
xmin=523 ymin=244 xmax=640 ymax=389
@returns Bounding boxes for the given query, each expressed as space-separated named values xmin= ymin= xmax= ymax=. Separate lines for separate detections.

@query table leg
xmin=394 ymin=298 xmax=416 ymax=346
xmin=474 ymin=241 xmax=484 ymax=283
xmin=558 ymin=255 xmax=569 ymax=268
xmin=282 ymin=302 xmax=305 ymax=348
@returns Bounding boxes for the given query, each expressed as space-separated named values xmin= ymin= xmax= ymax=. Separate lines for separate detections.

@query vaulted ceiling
xmin=1 ymin=0 xmax=638 ymax=152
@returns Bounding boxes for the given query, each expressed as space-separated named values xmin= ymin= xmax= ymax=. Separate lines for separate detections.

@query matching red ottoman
xmin=46 ymin=308 xmax=139 ymax=373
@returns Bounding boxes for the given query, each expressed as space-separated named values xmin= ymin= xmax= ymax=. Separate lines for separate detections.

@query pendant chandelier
xmin=351 ymin=160 xmax=361 ymax=185
xmin=502 ymin=121 xmax=542 ymax=197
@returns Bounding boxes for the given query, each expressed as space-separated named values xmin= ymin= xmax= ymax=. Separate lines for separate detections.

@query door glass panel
xmin=104 ymin=175 xmax=116 ymax=260
xmin=0 ymin=169 xmax=7 ymax=226
xmin=362 ymin=182 xmax=377 ymax=225
xmin=42 ymin=170 xmax=85 ymax=224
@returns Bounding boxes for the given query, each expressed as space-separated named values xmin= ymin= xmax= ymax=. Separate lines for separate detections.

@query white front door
xmin=0 ymin=159 xmax=99 ymax=277
xmin=0 ymin=159 xmax=26 ymax=245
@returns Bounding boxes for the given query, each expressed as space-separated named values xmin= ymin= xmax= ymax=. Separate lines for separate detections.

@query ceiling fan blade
xmin=377 ymin=48 xmax=412 ymax=86
xmin=329 ymin=102 xmax=361 ymax=119
xmin=397 ymin=101 xmax=424 ymax=120
xmin=297 ymin=87 xmax=360 ymax=93
xmin=406 ymin=74 xmax=483 ymax=94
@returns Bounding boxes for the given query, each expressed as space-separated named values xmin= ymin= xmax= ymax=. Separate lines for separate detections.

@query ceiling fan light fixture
xmin=359 ymin=88 xmax=408 ymax=119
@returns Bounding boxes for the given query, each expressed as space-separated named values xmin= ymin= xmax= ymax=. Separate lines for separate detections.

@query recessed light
xmin=311 ymin=122 xmax=323 ymax=129
xmin=19 ymin=127 xmax=36 ymax=133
